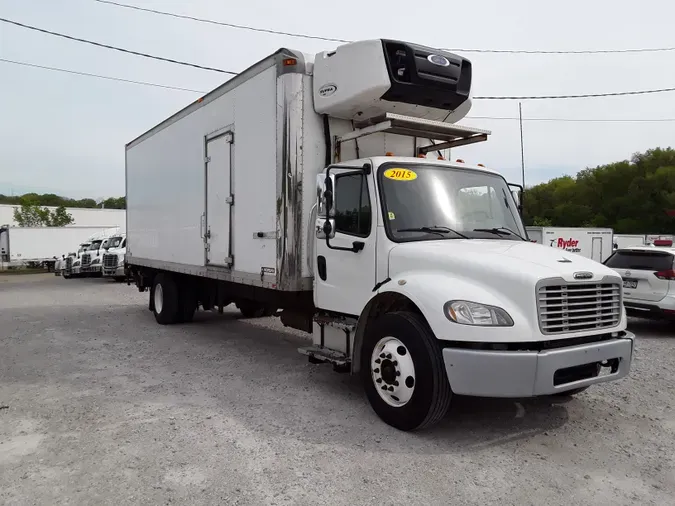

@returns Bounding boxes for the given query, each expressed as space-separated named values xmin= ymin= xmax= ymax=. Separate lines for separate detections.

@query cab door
xmin=314 ymin=168 xmax=378 ymax=316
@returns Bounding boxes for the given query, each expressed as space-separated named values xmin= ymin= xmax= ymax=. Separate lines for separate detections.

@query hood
xmin=389 ymin=239 xmax=617 ymax=284
xmin=388 ymin=239 xmax=622 ymax=334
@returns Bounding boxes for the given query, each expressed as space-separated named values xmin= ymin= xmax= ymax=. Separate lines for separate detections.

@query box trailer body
xmin=613 ymin=234 xmax=646 ymax=250
xmin=125 ymin=40 xmax=634 ymax=431
xmin=526 ymin=227 xmax=613 ymax=263
xmin=0 ymin=226 xmax=115 ymax=269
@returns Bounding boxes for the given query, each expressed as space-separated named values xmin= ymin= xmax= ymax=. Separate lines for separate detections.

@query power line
xmin=93 ymin=0 xmax=350 ymax=44
xmin=5 ymin=56 xmax=675 ymax=120
xmin=93 ymin=0 xmax=675 ymax=55
xmin=0 ymin=17 xmax=238 ymax=75
xmin=467 ymin=115 xmax=675 ymax=122
xmin=0 ymin=58 xmax=208 ymax=93
xmin=4 ymin=17 xmax=675 ymax=101
xmin=473 ymin=88 xmax=675 ymax=100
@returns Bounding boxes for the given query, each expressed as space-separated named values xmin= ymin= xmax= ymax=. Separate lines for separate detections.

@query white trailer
xmin=0 ymin=226 xmax=115 ymax=270
xmin=126 ymin=40 xmax=634 ymax=431
xmin=613 ymin=234 xmax=646 ymax=250
xmin=526 ymin=227 xmax=613 ymax=263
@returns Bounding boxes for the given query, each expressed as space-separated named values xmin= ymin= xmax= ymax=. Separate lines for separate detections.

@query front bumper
xmin=443 ymin=332 xmax=634 ymax=397
xmin=103 ymin=265 xmax=125 ymax=277
xmin=81 ymin=264 xmax=101 ymax=273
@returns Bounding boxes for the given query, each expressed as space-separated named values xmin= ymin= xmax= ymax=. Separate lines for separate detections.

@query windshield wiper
xmin=397 ymin=226 xmax=470 ymax=239
xmin=473 ymin=227 xmax=526 ymax=240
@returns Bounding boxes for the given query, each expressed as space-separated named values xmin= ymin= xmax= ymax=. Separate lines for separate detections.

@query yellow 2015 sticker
xmin=388 ymin=211 xmax=396 ymax=220
xmin=384 ymin=168 xmax=417 ymax=181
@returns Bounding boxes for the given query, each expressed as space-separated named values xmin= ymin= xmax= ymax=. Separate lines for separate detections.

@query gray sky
xmin=1 ymin=0 xmax=675 ymax=199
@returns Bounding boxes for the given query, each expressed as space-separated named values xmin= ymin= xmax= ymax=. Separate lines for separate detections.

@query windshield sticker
xmin=384 ymin=168 xmax=417 ymax=181
xmin=388 ymin=211 xmax=396 ymax=220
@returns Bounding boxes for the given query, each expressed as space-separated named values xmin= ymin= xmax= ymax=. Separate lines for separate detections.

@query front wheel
xmin=361 ymin=311 xmax=452 ymax=431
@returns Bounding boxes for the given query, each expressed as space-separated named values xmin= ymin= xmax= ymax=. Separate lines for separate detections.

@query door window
xmin=334 ymin=173 xmax=371 ymax=237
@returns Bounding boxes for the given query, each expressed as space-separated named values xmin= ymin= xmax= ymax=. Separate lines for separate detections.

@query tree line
xmin=1 ymin=194 xmax=125 ymax=227
xmin=522 ymin=147 xmax=675 ymax=234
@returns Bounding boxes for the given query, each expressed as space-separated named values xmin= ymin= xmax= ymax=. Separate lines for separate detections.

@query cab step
xmin=298 ymin=346 xmax=351 ymax=373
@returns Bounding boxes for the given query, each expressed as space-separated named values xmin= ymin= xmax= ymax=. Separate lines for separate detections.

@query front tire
xmin=361 ymin=311 xmax=452 ymax=431
xmin=152 ymin=273 xmax=179 ymax=325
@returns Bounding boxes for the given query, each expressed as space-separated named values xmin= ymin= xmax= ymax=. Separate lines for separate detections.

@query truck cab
xmin=102 ymin=233 xmax=127 ymax=280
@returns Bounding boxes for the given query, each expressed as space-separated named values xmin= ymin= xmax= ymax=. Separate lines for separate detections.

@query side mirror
xmin=511 ymin=190 xmax=521 ymax=208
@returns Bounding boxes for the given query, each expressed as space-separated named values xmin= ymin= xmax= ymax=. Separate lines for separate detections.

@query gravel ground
xmin=0 ymin=274 xmax=674 ymax=505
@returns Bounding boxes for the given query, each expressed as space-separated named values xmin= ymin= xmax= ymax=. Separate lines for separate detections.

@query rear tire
xmin=152 ymin=273 xmax=179 ymax=325
xmin=236 ymin=300 xmax=267 ymax=318
xmin=176 ymin=279 xmax=197 ymax=324
xmin=361 ymin=311 xmax=452 ymax=431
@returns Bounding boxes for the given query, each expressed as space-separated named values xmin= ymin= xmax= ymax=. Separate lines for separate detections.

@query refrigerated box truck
xmin=125 ymin=39 xmax=634 ymax=431
xmin=0 ymin=226 xmax=116 ymax=270
xmin=526 ymin=227 xmax=613 ymax=263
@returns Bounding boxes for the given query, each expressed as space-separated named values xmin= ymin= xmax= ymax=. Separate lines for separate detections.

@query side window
xmin=334 ymin=173 xmax=371 ymax=237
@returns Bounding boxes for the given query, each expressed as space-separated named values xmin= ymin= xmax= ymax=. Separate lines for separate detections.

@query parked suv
xmin=604 ymin=246 xmax=675 ymax=321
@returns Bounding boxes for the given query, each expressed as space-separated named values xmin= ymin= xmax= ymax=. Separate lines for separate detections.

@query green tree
xmin=12 ymin=199 xmax=74 ymax=227
xmin=523 ymin=147 xmax=675 ymax=234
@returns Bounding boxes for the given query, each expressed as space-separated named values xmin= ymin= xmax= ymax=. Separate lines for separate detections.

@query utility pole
xmin=519 ymin=102 xmax=525 ymax=189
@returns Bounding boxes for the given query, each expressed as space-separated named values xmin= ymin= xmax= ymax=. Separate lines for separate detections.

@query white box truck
xmin=125 ymin=40 xmax=634 ymax=431
xmin=526 ymin=227 xmax=613 ymax=263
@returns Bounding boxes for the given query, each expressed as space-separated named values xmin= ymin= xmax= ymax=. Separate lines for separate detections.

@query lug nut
xmin=375 ymin=359 xmax=381 ymax=364
xmin=381 ymin=385 xmax=387 ymax=391
xmin=394 ymin=381 xmax=399 ymax=387
xmin=388 ymin=386 xmax=394 ymax=391
xmin=380 ymin=353 xmax=386 ymax=359
xmin=396 ymin=371 xmax=401 ymax=376
xmin=393 ymin=361 xmax=398 ymax=366
xmin=386 ymin=353 xmax=392 ymax=359
xmin=374 ymin=368 xmax=380 ymax=373
xmin=376 ymin=378 xmax=382 ymax=384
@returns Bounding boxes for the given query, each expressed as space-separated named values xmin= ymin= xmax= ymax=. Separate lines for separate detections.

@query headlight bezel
xmin=443 ymin=300 xmax=514 ymax=327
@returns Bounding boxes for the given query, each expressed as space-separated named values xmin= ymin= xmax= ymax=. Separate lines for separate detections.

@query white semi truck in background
xmin=102 ymin=232 xmax=127 ymax=280
xmin=125 ymin=39 xmax=634 ymax=431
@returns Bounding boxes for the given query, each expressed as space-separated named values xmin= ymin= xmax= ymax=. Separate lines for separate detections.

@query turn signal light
xmin=283 ymin=58 xmax=297 ymax=66
xmin=477 ymin=163 xmax=485 ymax=167
xmin=456 ymin=159 xmax=465 ymax=163
xmin=385 ymin=152 xmax=394 ymax=156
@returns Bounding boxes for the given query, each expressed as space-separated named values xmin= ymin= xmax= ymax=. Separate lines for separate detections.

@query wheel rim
xmin=371 ymin=336 xmax=416 ymax=407
xmin=154 ymin=283 xmax=164 ymax=314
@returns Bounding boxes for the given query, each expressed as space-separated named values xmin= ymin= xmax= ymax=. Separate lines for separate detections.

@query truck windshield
xmin=107 ymin=237 xmax=123 ymax=248
xmin=87 ymin=240 xmax=103 ymax=251
xmin=378 ymin=164 xmax=526 ymax=242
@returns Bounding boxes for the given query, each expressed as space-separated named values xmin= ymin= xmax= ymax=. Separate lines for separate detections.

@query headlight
xmin=444 ymin=300 xmax=514 ymax=327
xmin=91 ymin=258 xmax=100 ymax=265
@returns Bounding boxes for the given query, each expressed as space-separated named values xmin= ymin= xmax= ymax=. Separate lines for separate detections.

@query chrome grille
xmin=103 ymin=254 xmax=117 ymax=268
xmin=65 ymin=257 xmax=73 ymax=270
xmin=538 ymin=282 xmax=621 ymax=335
xmin=81 ymin=253 xmax=91 ymax=266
